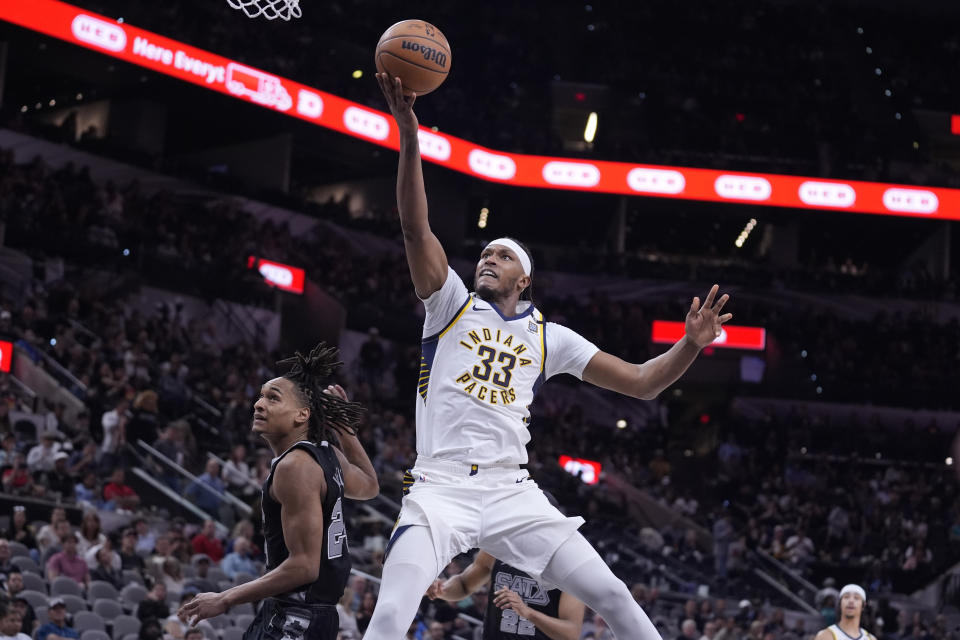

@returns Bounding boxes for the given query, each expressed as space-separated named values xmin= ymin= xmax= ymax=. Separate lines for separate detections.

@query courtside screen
xmin=2 ymin=1 xmax=958 ymax=219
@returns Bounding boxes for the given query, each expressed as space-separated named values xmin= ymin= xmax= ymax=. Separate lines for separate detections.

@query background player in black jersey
xmin=179 ymin=344 xmax=379 ymax=640
xmin=427 ymin=550 xmax=585 ymax=640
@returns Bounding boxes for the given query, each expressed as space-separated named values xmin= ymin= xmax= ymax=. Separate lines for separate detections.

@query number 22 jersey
xmin=416 ymin=267 xmax=599 ymax=465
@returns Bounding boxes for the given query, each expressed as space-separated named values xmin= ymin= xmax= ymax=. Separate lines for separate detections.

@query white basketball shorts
xmin=389 ymin=456 xmax=585 ymax=581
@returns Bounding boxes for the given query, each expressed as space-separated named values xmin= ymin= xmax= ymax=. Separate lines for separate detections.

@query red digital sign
xmin=952 ymin=115 xmax=960 ymax=135
xmin=0 ymin=340 xmax=12 ymax=373
xmin=558 ymin=455 xmax=602 ymax=485
xmin=2 ymin=1 xmax=960 ymax=220
xmin=651 ymin=320 xmax=766 ymax=351
xmin=247 ymin=256 xmax=305 ymax=294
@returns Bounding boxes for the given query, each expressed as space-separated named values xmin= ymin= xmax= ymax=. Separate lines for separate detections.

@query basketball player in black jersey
xmin=179 ymin=344 xmax=379 ymax=640
xmin=428 ymin=550 xmax=585 ymax=640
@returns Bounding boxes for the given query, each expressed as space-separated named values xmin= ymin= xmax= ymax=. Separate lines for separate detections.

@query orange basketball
xmin=375 ymin=20 xmax=451 ymax=96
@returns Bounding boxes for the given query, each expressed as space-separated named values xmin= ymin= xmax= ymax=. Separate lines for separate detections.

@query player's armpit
xmin=272 ymin=451 xmax=328 ymax=583
xmin=330 ymin=444 xmax=379 ymax=500
xmin=581 ymin=351 xmax=653 ymax=400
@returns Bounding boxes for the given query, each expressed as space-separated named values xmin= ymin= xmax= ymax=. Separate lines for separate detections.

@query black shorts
xmin=242 ymin=598 xmax=338 ymax=640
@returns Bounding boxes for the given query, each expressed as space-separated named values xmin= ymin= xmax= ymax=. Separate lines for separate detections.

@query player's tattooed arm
xmin=376 ymin=71 xmax=449 ymax=299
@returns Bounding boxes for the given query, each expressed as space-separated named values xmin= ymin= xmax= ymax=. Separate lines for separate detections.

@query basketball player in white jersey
xmin=367 ymin=72 xmax=733 ymax=640
xmin=815 ymin=585 xmax=877 ymax=640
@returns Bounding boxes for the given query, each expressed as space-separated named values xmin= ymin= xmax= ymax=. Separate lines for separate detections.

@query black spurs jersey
xmin=484 ymin=560 xmax=561 ymax=639
xmin=262 ymin=440 xmax=350 ymax=605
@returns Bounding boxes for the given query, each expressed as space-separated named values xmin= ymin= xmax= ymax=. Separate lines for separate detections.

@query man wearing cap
xmin=44 ymin=454 xmax=75 ymax=500
xmin=35 ymin=597 xmax=78 ymax=640
xmin=370 ymin=72 xmax=735 ymax=640
xmin=814 ymin=585 xmax=877 ymax=640
xmin=27 ymin=433 xmax=62 ymax=474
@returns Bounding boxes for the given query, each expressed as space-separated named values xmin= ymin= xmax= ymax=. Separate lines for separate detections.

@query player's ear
xmin=517 ymin=274 xmax=531 ymax=294
xmin=297 ymin=405 xmax=311 ymax=426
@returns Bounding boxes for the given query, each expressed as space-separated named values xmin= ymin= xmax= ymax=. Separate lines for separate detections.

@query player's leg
xmin=363 ymin=525 xmax=440 ymax=638
xmin=541 ymin=532 xmax=661 ymax=640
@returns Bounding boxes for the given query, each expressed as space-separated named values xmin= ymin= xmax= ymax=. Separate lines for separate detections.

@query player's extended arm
xmin=524 ymin=592 xmax=586 ymax=640
xmin=428 ymin=550 xmax=497 ymax=601
xmin=583 ymin=284 xmax=732 ymax=400
xmin=322 ymin=384 xmax=378 ymax=500
xmin=179 ymin=451 xmax=327 ymax=621
xmin=376 ymin=72 xmax=449 ymax=298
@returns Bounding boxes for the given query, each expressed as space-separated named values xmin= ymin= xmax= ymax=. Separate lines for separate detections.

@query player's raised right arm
xmin=376 ymin=72 xmax=449 ymax=298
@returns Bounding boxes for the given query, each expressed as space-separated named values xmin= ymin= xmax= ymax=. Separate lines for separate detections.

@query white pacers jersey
xmin=416 ymin=267 xmax=600 ymax=464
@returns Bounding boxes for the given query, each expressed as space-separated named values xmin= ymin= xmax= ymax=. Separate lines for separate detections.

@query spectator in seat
xmin=119 ymin=528 xmax=146 ymax=575
xmin=26 ymin=433 xmax=62 ymax=474
xmin=164 ymin=591 xmax=214 ymax=640
xmin=44 ymin=454 xmax=75 ymax=501
xmin=183 ymin=630 xmax=204 ymax=640
xmin=183 ymin=556 xmax=216 ymax=594
xmin=161 ymin=558 xmax=185 ymax=598
xmin=678 ymin=619 xmax=699 ymax=640
xmin=74 ymin=472 xmax=101 ymax=509
xmin=35 ymin=597 xmax=78 ymax=640
xmin=67 ymin=442 xmax=99 ymax=478
xmin=0 ymin=433 xmax=17 ymax=468
xmin=2 ymin=570 xmax=25 ymax=601
xmin=0 ymin=541 xmax=16 ymax=582
xmin=134 ymin=518 xmax=157 ymax=555
xmin=103 ymin=468 xmax=140 ymax=511
xmin=90 ymin=545 xmax=124 ymax=589
xmin=0 ymin=604 xmax=31 ymax=640
xmin=99 ymin=397 xmax=128 ymax=473
xmin=137 ymin=618 xmax=162 ymax=640
xmin=75 ymin=511 xmax=105 ymax=558
xmin=9 ymin=597 xmax=35 ymax=636
xmin=135 ymin=580 xmax=169 ymax=622
xmin=220 ymin=537 xmax=256 ymax=580
xmin=221 ymin=444 xmax=255 ymax=498
xmin=3 ymin=507 xmax=36 ymax=551
xmin=189 ymin=521 xmax=223 ymax=563
xmin=2 ymin=454 xmax=33 ymax=496
xmin=46 ymin=534 xmax=89 ymax=587
xmin=184 ymin=461 xmax=224 ymax=518
xmin=40 ymin=521 xmax=73 ymax=569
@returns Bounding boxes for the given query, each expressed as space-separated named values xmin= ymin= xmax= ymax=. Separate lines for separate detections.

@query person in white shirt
xmin=26 ymin=434 xmax=61 ymax=473
xmin=36 ymin=508 xmax=68 ymax=556
xmin=0 ymin=606 xmax=31 ymax=640
xmin=220 ymin=445 xmax=256 ymax=498
xmin=100 ymin=398 xmax=129 ymax=470
xmin=365 ymin=72 xmax=734 ymax=640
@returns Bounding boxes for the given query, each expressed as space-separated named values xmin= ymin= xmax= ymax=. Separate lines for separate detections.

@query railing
xmin=9 ymin=374 xmax=38 ymax=412
xmin=754 ymin=548 xmax=819 ymax=598
xmin=35 ymin=348 xmax=87 ymax=394
xmin=137 ymin=440 xmax=252 ymax=517
xmin=128 ymin=466 xmax=230 ymax=537
xmin=752 ymin=568 xmax=819 ymax=614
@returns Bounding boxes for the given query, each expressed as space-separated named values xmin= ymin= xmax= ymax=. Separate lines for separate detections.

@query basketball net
xmin=226 ymin=0 xmax=301 ymax=21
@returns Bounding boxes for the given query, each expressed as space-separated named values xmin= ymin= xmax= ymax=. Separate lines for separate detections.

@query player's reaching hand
xmin=493 ymin=587 xmax=533 ymax=619
xmin=376 ymin=73 xmax=418 ymax=135
xmin=426 ymin=578 xmax=446 ymax=600
xmin=685 ymin=284 xmax=733 ymax=349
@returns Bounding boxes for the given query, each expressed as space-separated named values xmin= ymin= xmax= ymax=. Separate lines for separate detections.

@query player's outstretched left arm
xmin=583 ymin=284 xmax=732 ymax=400
xmin=493 ymin=589 xmax=585 ymax=640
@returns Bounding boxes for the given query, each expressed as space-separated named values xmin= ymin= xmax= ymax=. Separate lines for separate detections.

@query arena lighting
xmin=651 ymin=320 xmax=766 ymax=351
xmin=351 ymin=69 xmax=362 ymax=79
xmin=0 ymin=340 xmax=12 ymax=373
xmin=947 ymin=457 xmax=954 ymax=466
xmin=615 ymin=419 xmax=627 ymax=429
xmin=558 ymin=455 xmax=602 ymax=485
xmin=584 ymin=111 xmax=598 ymax=143
xmin=5 ymin=2 xmax=960 ymax=220
xmin=734 ymin=217 xmax=757 ymax=248
xmin=477 ymin=207 xmax=489 ymax=229
xmin=246 ymin=256 xmax=305 ymax=294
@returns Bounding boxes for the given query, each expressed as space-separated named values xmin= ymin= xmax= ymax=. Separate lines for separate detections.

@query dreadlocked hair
xmin=276 ymin=342 xmax=365 ymax=441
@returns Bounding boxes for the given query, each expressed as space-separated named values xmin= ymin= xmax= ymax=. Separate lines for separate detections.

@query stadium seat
xmin=206 ymin=568 xmax=228 ymax=584
xmin=93 ymin=599 xmax=124 ymax=620
xmin=233 ymin=572 xmax=254 ymax=585
xmin=206 ymin=615 xmax=231 ymax=630
xmin=61 ymin=594 xmax=88 ymax=614
xmin=12 ymin=555 xmax=41 ymax=575
xmin=73 ymin=611 xmax=106 ymax=633
xmin=120 ymin=584 xmax=147 ymax=611
xmin=232 ymin=614 xmax=254 ymax=629
xmin=34 ymin=606 xmax=48 ymax=627
xmin=217 ymin=580 xmax=232 ymax=593
xmin=121 ymin=570 xmax=144 ymax=586
xmin=21 ymin=572 xmax=47 ymax=593
xmin=8 ymin=541 xmax=31 ymax=559
xmin=51 ymin=576 xmax=84 ymax=598
xmin=121 ymin=634 xmax=139 ymax=640
xmin=88 ymin=582 xmax=120 ymax=604
xmin=18 ymin=590 xmax=48 ymax=610
xmin=111 ymin=615 xmax=141 ymax=640
xmin=80 ymin=629 xmax=111 ymax=640
xmin=230 ymin=602 xmax=254 ymax=617
xmin=222 ymin=628 xmax=245 ymax=640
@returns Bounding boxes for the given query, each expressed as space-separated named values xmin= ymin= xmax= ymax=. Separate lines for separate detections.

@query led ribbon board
xmin=3 ymin=0 xmax=960 ymax=220
xmin=247 ymin=256 xmax=305 ymax=294
xmin=651 ymin=320 xmax=766 ymax=351
xmin=0 ymin=340 xmax=12 ymax=373
xmin=558 ymin=455 xmax=602 ymax=485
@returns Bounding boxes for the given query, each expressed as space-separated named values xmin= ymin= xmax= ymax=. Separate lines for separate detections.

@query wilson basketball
xmin=375 ymin=20 xmax=451 ymax=96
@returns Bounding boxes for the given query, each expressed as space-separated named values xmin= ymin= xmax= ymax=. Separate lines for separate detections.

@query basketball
xmin=375 ymin=20 xmax=451 ymax=96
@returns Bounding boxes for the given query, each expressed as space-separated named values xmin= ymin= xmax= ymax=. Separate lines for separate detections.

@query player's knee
xmin=365 ymin=600 xmax=404 ymax=635
xmin=591 ymin=578 xmax=634 ymax=614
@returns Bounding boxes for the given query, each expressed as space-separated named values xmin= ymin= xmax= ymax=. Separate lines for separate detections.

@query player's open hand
xmin=375 ymin=72 xmax=418 ymax=135
xmin=178 ymin=592 xmax=227 ymax=625
xmin=685 ymin=284 xmax=733 ymax=349
xmin=323 ymin=384 xmax=349 ymax=402
xmin=493 ymin=586 xmax=532 ymax=619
